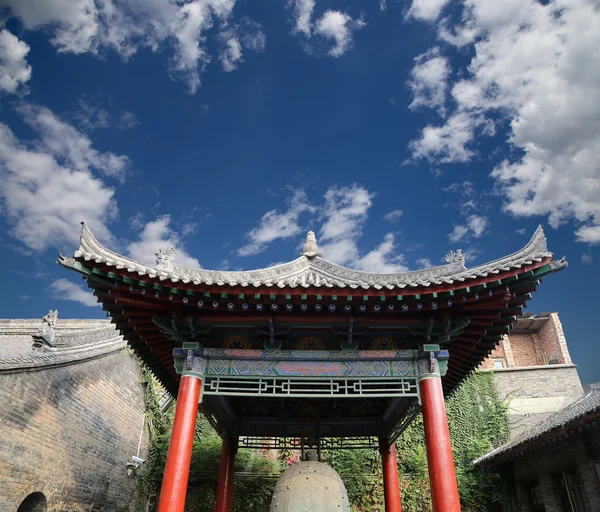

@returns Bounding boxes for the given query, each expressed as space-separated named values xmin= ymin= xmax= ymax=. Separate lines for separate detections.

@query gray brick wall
xmin=0 ymin=348 xmax=150 ymax=512
xmin=492 ymin=365 xmax=584 ymax=438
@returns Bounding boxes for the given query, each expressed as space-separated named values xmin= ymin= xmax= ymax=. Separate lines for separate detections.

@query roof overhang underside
xmin=57 ymin=224 xmax=567 ymax=438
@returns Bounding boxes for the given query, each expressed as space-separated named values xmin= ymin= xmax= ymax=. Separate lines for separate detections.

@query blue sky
xmin=0 ymin=0 xmax=598 ymax=384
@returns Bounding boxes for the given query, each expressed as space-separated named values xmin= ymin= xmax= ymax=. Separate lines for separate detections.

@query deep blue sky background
xmin=0 ymin=1 xmax=597 ymax=385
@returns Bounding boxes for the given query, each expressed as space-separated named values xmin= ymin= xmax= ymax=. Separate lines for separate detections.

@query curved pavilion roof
xmin=68 ymin=223 xmax=560 ymax=291
xmin=58 ymin=223 xmax=567 ymax=398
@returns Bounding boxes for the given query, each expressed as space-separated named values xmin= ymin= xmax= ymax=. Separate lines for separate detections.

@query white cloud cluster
xmin=0 ymin=107 xmax=120 ymax=251
xmin=219 ymin=20 xmax=265 ymax=72
xmin=127 ymin=214 xmax=200 ymax=268
xmin=289 ymin=1 xmax=365 ymax=57
xmin=2 ymin=0 xmax=264 ymax=93
xmin=407 ymin=0 xmax=450 ymax=22
xmin=319 ymin=185 xmax=407 ymax=272
xmin=383 ymin=209 xmax=403 ymax=222
xmin=237 ymin=190 xmax=314 ymax=256
xmin=51 ymin=278 xmax=99 ymax=307
xmin=314 ymin=11 xmax=366 ymax=58
xmin=0 ymin=29 xmax=32 ymax=94
xmin=407 ymin=47 xmax=449 ymax=116
xmin=236 ymin=185 xmax=408 ymax=272
xmin=448 ymin=215 xmax=488 ymax=243
xmin=408 ymin=0 xmax=600 ymax=244
xmin=18 ymin=104 xmax=129 ymax=180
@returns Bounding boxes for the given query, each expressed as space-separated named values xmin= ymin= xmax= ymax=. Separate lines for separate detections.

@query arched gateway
xmin=58 ymin=224 xmax=566 ymax=512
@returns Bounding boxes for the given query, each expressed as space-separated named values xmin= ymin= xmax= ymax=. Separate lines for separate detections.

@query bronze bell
xmin=269 ymin=451 xmax=350 ymax=512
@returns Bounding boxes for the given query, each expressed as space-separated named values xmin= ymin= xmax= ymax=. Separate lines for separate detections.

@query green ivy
xmin=328 ymin=371 xmax=510 ymax=512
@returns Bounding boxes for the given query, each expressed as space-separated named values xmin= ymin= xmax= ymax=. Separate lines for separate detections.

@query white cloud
xmin=516 ymin=228 xmax=527 ymax=235
xmin=118 ymin=111 xmax=139 ymax=130
xmin=416 ymin=257 xmax=433 ymax=268
xmin=220 ymin=34 xmax=243 ymax=72
xmin=407 ymin=0 xmax=450 ymax=22
xmin=383 ymin=209 xmax=403 ymax=222
xmin=0 ymin=29 xmax=32 ymax=94
xmin=315 ymin=10 xmax=366 ymax=57
xmin=467 ymin=215 xmax=488 ymax=237
xmin=0 ymin=114 xmax=118 ymax=252
xmin=128 ymin=215 xmax=200 ymax=267
xmin=319 ymin=185 xmax=407 ymax=272
xmin=51 ymin=278 xmax=100 ymax=307
xmin=237 ymin=190 xmax=314 ymax=256
xmin=18 ymin=104 xmax=129 ymax=181
xmin=380 ymin=0 xmax=387 ymax=12
xmin=408 ymin=47 xmax=449 ymax=116
xmin=290 ymin=0 xmax=316 ymax=37
xmin=2 ymin=0 xmax=259 ymax=94
xmin=581 ymin=253 xmax=592 ymax=265
xmin=73 ymin=99 xmax=111 ymax=132
xmin=237 ymin=185 xmax=407 ymax=272
xmin=448 ymin=224 xmax=469 ymax=243
xmin=463 ymin=247 xmax=482 ymax=263
xmin=217 ymin=19 xmax=266 ymax=73
xmin=352 ymin=233 xmax=409 ymax=273
xmin=448 ymin=215 xmax=488 ymax=242
xmin=409 ymin=0 xmax=600 ymax=244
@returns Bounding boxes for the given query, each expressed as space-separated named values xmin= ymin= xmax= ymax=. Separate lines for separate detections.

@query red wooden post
xmin=215 ymin=436 xmax=239 ymax=512
xmin=418 ymin=353 xmax=461 ymax=512
xmin=379 ymin=438 xmax=402 ymax=512
xmin=157 ymin=375 xmax=202 ymax=512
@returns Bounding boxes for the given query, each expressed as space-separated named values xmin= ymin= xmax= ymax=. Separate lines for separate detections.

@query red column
xmin=379 ymin=438 xmax=402 ymax=512
xmin=215 ymin=436 xmax=239 ymax=512
xmin=419 ymin=376 xmax=461 ymax=512
xmin=157 ymin=375 xmax=202 ymax=512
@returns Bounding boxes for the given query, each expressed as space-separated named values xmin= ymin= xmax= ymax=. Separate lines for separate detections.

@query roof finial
xmin=301 ymin=231 xmax=321 ymax=258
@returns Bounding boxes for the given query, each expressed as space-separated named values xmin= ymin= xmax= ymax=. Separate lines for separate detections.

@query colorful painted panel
xmin=203 ymin=358 xmax=416 ymax=378
xmin=203 ymin=348 xmax=417 ymax=360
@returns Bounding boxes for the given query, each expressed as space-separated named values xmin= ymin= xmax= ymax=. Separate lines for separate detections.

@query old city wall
xmin=0 ymin=319 xmax=150 ymax=512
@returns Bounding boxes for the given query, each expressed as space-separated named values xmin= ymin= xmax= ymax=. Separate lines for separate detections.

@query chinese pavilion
xmin=58 ymin=224 xmax=566 ymax=512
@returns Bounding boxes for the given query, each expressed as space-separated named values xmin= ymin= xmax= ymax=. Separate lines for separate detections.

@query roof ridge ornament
xmin=156 ymin=248 xmax=177 ymax=272
xmin=300 ymin=231 xmax=322 ymax=259
xmin=445 ymin=249 xmax=465 ymax=264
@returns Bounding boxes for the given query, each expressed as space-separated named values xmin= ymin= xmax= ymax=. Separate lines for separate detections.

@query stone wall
xmin=493 ymin=365 xmax=584 ymax=438
xmin=0 ymin=319 xmax=150 ymax=512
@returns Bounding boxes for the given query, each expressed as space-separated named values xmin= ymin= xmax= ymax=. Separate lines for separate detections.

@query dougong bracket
xmin=173 ymin=342 xmax=204 ymax=380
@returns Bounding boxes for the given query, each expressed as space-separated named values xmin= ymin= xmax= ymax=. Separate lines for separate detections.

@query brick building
xmin=475 ymin=390 xmax=600 ymax=512
xmin=0 ymin=314 xmax=151 ymax=512
xmin=480 ymin=312 xmax=584 ymax=438
xmin=477 ymin=312 xmax=600 ymax=511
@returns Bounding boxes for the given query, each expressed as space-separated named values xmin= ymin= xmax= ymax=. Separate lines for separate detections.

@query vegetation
xmin=328 ymin=371 xmax=510 ymax=511
xmin=138 ymin=371 xmax=510 ymax=511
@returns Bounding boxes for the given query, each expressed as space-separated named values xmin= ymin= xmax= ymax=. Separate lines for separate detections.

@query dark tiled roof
xmin=474 ymin=390 xmax=600 ymax=467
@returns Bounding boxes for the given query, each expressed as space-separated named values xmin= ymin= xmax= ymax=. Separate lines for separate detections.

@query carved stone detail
xmin=155 ymin=248 xmax=176 ymax=272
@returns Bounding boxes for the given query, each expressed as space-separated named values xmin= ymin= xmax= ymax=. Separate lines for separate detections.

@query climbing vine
xmin=328 ymin=371 xmax=510 ymax=512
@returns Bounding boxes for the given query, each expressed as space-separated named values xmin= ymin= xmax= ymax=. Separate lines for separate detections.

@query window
xmin=524 ymin=480 xmax=545 ymax=511
xmin=493 ymin=359 xmax=505 ymax=369
xmin=554 ymin=471 xmax=587 ymax=512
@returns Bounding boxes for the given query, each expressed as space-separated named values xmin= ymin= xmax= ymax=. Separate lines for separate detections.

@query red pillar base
xmin=157 ymin=375 xmax=201 ymax=512
xmin=419 ymin=375 xmax=461 ymax=512
xmin=215 ymin=436 xmax=239 ymax=512
xmin=379 ymin=438 xmax=402 ymax=512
